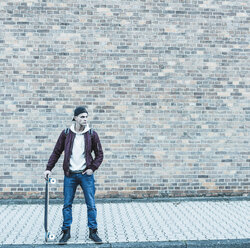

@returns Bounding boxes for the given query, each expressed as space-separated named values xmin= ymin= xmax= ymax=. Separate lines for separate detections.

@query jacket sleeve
xmin=46 ymin=130 xmax=66 ymax=171
xmin=89 ymin=131 xmax=104 ymax=172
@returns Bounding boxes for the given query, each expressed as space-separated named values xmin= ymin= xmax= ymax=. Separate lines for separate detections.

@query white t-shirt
xmin=69 ymin=124 xmax=90 ymax=171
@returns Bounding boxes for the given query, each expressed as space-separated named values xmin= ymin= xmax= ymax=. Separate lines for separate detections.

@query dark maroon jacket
xmin=46 ymin=128 xmax=103 ymax=176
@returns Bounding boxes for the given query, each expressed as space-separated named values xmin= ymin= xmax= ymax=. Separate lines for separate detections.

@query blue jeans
xmin=62 ymin=173 xmax=97 ymax=231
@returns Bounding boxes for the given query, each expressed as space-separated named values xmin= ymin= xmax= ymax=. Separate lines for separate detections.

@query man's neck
xmin=74 ymin=123 xmax=85 ymax=133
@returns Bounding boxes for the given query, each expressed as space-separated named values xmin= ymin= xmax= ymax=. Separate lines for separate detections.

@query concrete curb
xmin=186 ymin=239 xmax=250 ymax=248
xmin=1 ymin=240 xmax=250 ymax=248
xmin=0 ymin=195 xmax=249 ymax=205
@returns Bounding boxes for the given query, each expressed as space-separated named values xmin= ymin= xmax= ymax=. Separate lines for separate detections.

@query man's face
xmin=74 ymin=113 xmax=88 ymax=126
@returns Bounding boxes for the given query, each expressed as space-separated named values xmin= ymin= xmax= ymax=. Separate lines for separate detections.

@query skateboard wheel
xmin=48 ymin=233 xmax=55 ymax=240
xmin=49 ymin=178 xmax=56 ymax=184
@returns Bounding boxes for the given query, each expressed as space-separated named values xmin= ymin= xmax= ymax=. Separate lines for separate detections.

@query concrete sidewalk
xmin=0 ymin=197 xmax=249 ymax=248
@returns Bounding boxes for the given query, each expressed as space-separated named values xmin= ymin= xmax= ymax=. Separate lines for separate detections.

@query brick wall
xmin=0 ymin=0 xmax=249 ymax=199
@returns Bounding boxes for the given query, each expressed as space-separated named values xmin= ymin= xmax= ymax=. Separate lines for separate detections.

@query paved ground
xmin=0 ymin=197 xmax=249 ymax=247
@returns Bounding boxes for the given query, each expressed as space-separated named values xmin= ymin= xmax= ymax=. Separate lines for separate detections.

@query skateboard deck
xmin=44 ymin=177 xmax=56 ymax=242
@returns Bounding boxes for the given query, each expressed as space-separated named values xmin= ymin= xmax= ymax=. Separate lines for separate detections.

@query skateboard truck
xmin=44 ymin=177 xmax=56 ymax=242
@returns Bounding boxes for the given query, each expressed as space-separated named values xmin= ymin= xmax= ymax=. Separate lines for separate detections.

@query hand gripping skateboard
xmin=44 ymin=177 xmax=56 ymax=242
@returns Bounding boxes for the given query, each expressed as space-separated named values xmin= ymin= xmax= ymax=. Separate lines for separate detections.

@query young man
xmin=44 ymin=106 xmax=104 ymax=245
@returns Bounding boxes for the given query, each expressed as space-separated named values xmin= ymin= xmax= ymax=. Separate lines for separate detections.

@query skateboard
xmin=44 ymin=177 xmax=56 ymax=242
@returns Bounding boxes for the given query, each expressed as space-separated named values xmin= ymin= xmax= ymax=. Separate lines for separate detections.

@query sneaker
xmin=59 ymin=228 xmax=71 ymax=245
xmin=89 ymin=228 xmax=103 ymax=244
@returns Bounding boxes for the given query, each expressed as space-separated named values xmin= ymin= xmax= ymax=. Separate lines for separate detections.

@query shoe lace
xmin=60 ymin=230 xmax=67 ymax=236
